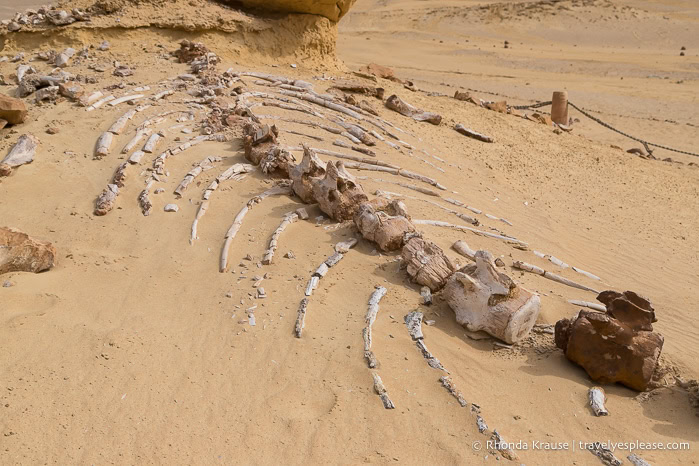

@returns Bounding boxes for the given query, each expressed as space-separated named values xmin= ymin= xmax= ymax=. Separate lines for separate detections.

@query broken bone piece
xmin=454 ymin=124 xmax=493 ymax=143
xmin=588 ymin=387 xmax=609 ymax=416
xmin=2 ymin=134 xmax=38 ymax=168
xmin=371 ymin=373 xmax=395 ymax=409
xmin=385 ymin=94 xmax=441 ymax=125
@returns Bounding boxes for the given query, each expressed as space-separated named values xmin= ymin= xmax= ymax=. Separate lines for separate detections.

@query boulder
xmin=0 ymin=94 xmax=28 ymax=125
xmin=443 ymin=251 xmax=541 ymax=344
xmin=0 ymin=227 xmax=56 ymax=275
xmin=401 ymin=236 xmax=456 ymax=291
xmin=311 ymin=160 xmax=368 ymax=221
xmin=555 ymin=291 xmax=664 ymax=391
xmin=354 ymin=198 xmax=416 ymax=251
xmin=230 ymin=0 xmax=356 ymax=22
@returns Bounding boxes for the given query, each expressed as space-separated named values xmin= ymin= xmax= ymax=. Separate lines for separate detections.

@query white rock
xmin=164 ymin=204 xmax=179 ymax=212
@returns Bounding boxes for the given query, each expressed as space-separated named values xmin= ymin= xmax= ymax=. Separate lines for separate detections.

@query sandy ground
xmin=1 ymin=0 xmax=698 ymax=464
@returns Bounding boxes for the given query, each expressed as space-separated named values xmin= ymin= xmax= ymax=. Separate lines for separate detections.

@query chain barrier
xmin=511 ymin=100 xmax=698 ymax=158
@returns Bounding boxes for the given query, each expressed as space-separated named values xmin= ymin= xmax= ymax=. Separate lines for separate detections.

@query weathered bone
xmin=413 ymin=219 xmax=527 ymax=247
xmin=94 ymin=183 xmax=119 ymax=216
xmin=2 ymin=134 xmax=38 ymax=168
xmin=174 ymin=156 xmax=221 ymax=197
xmin=443 ymin=251 xmax=541 ymax=344
xmin=310 ymin=160 xmax=368 ymax=221
xmin=95 ymin=132 xmax=113 ymax=158
xmin=108 ymin=109 xmax=137 ymax=135
xmin=123 ymin=129 xmax=152 ymax=154
xmin=512 ymin=260 xmax=599 ymax=293
xmin=354 ymin=198 xmax=415 ymax=251
xmin=401 ymin=236 xmax=456 ymax=292
xmin=262 ymin=213 xmax=299 ymax=265
xmin=385 ymin=94 xmax=442 ymax=125
xmin=454 ymin=124 xmax=493 ymax=143
xmin=371 ymin=373 xmax=395 ymax=409
xmin=294 ymin=298 xmax=309 ymax=338
xmin=589 ymin=387 xmax=609 ymax=416
xmin=219 ymin=185 xmax=292 ymax=272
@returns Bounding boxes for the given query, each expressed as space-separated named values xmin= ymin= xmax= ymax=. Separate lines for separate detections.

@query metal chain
xmin=511 ymin=100 xmax=699 ymax=158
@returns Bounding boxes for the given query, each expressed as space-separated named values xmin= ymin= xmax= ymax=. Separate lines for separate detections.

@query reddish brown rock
xmin=555 ymin=291 xmax=664 ymax=391
xmin=359 ymin=63 xmax=400 ymax=82
xmin=0 ymin=94 xmax=28 ymax=125
xmin=0 ymin=163 xmax=11 ymax=177
xmin=485 ymin=101 xmax=508 ymax=113
xmin=0 ymin=227 xmax=56 ymax=275
xmin=401 ymin=236 xmax=456 ymax=292
xmin=354 ymin=198 xmax=416 ymax=251
xmin=311 ymin=160 xmax=368 ymax=221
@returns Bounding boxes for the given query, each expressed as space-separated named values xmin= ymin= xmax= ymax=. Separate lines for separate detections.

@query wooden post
xmin=551 ymin=91 xmax=569 ymax=125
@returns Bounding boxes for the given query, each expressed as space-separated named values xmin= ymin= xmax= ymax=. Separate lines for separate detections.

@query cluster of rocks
xmin=2 ymin=6 xmax=90 ymax=32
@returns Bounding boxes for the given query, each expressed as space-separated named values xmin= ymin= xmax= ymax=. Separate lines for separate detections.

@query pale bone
xmin=444 ymin=251 xmax=541 ymax=344
xmin=95 ymin=132 xmax=114 ymax=158
xmin=108 ymin=109 xmax=137 ymax=135
xmin=452 ymin=240 xmax=476 ymax=261
xmin=439 ymin=376 xmax=468 ymax=407
xmin=376 ymin=190 xmax=478 ymax=225
xmin=333 ymin=139 xmax=376 ymax=156
xmin=286 ymin=146 xmax=397 ymax=169
xmin=491 ymin=430 xmax=518 ymax=461
xmin=152 ymin=90 xmax=174 ymax=101
xmin=174 ymin=156 xmax=222 ymax=197
xmin=189 ymin=200 xmax=208 ymax=244
xmin=128 ymin=150 xmax=146 ymax=164
xmin=413 ymin=219 xmax=528 ymax=247
xmin=279 ymin=90 xmax=364 ymax=120
xmin=262 ymin=213 xmax=298 ymax=265
xmin=112 ymin=162 xmax=128 ymax=188
xmin=454 ymin=124 xmax=493 ymax=143
xmin=339 ymin=161 xmax=446 ymax=191
xmin=87 ymin=95 xmax=114 ymax=111
xmin=444 ymin=197 xmax=483 ymax=215
xmin=202 ymin=163 xmax=256 ymax=201
xmin=573 ymin=266 xmax=601 ymax=281
xmin=305 ymin=276 xmax=319 ymax=296
xmin=294 ymin=298 xmax=309 ymax=338
xmin=142 ymin=132 xmax=163 ymax=153
xmin=109 ymin=94 xmax=144 ymax=107
xmin=314 ymin=262 xmax=329 ymax=278
xmin=123 ymin=129 xmax=152 ymax=154
xmin=371 ymin=373 xmax=395 ymax=409
xmin=81 ymin=91 xmax=103 ymax=107
xmin=335 ymin=238 xmax=358 ymax=253
xmin=421 ymin=286 xmax=433 ymax=305
xmin=569 ymin=299 xmax=606 ymax=312
xmin=533 ymin=250 xmax=569 ymax=268
xmin=589 ymin=387 xmax=609 ymax=416
xmin=256 ymin=114 xmax=343 ymax=136
xmin=512 ymin=260 xmax=599 ymax=293
xmin=219 ymin=185 xmax=292 ymax=272
xmin=325 ymin=251 xmax=344 ymax=267
xmin=627 ymin=454 xmax=651 ymax=466
xmin=358 ymin=176 xmax=441 ymax=197
xmin=416 ymin=339 xmax=446 ymax=371
xmin=2 ymin=134 xmax=38 ymax=168
xmin=364 ymin=286 xmax=387 ymax=367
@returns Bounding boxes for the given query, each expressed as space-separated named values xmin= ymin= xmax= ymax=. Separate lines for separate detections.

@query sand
xmin=1 ymin=0 xmax=698 ymax=464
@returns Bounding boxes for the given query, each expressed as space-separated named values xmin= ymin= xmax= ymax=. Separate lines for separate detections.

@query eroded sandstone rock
xmin=231 ymin=0 xmax=356 ymax=22
xmin=555 ymin=291 xmax=664 ymax=391
xmin=0 ymin=94 xmax=27 ymax=125
xmin=0 ymin=227 xmax=56 ymax=275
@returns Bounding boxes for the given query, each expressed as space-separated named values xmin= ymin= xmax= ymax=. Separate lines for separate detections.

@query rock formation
xmin=0 ymin=227 xmax=56 ymax=275
xmin=555 ymin=291 xmax=664 ymax=391
xmin=231 ymin=0 xmax=356 ymax=22
xmin=443 ymin=251 xmax=541 ymax=344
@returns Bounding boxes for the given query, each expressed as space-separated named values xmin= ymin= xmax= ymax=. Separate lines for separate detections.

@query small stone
xmin=46 ymin=127 xmax=59 ymax=134
xmin=35 ymin=86 xmax=59 ymax=103
xmin=2 ymin=280 xmax=14 ymax=287
xmin=284 ymin=251 xmax=295 ymax=259
xmin=98 ymin=41 xmax=110 ymax=51
xmin=114 ymin=66 xmax=133 ymax=77
xmin=0 ymin=94 xmax=27 ymax=124
xmin=225 ymin=292 xmax=233 ymax=298
xmin=178 ymin=74 xmax=196 ymax=81
xmin=7 ymin=22 xmax=21 ymax=32
xmin=290 ymin=63 xmax=297 ymax=68
xmin=164 ymin=204 xmax=179 ymax=212
xmin=295 ymin=207 xmax=309 ymax=220
xmin=154 ymin=188 xmax=165 ymax=194
xmin=257 ymin=287 xmax=266 ymax=298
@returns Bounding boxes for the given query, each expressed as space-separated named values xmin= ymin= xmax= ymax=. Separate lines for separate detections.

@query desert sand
xmin=0 ymin=0 xmax=697 ymax=464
